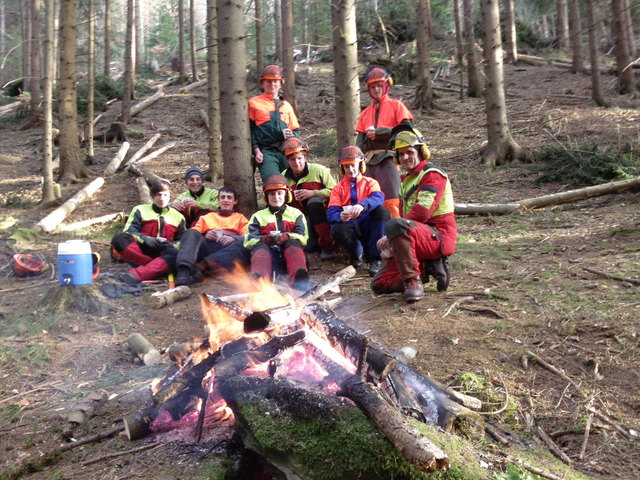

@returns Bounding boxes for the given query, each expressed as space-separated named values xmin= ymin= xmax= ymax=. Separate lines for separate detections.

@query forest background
xmin=0 ymin=1 xmax=639 ymax=480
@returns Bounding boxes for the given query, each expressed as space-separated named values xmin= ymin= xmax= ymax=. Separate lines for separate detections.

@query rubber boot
xmin=130 ymin=257 xmax=170 ymax=281
xmin=426 ymin=256 xmax=450 ymax=292
xmin=384 ymin=198 xmax=401 ymax=219
xmin=251 ymin=244 xmax=273 ymax=281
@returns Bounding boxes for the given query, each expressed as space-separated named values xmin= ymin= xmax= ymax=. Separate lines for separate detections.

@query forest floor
xmin=0 ymin=57 xmax=639 ymax=480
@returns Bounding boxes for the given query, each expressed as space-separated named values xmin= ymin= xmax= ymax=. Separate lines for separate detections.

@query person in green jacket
xmin=171 ymin=167 xmax=219 ymax=227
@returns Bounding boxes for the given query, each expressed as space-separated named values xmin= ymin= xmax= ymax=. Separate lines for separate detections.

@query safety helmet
xmin=262 ymin=174 xmax=293 ymax=204
xmin=338 ymin=145 xmax=366 ymax=175
xmin=11 ymin=253 xmax=47 ymax=278
xmin=260 ymin=64 xmax=284 ymax=83
xmin=365 ymin=65 xmax=393 ymax=86
xmin=388 ymin=129 xmax=431 ymax=163
xmin=282 ymin=137 xmax=309 ymax=157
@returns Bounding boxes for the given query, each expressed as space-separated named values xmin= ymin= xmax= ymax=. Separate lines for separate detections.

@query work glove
xmin=142 ymin=236 xmax=168 ymax=249
xmin=275 ymin=233 xmax=290 ymax=245
xmin=260 ymin=235 xmax=276 ymax=246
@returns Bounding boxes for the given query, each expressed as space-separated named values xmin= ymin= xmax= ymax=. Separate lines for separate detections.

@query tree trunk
xmin=86 ymin=0 xmax=95 ymax=163
xmin=462 ymin=0 xmax=482 ymax=97
xmin=206 ymin=0 xmax=222 ymax=182
xmin=28 ymin=0 xmax=42 ymax=123
xmin=567 ymin=0 xmax=584 ymax=73
xmin=611 ymin=0 xmax=637 ymax=94
xmin=254 ymin=0 xmax=264 ymax=75
xmin=503 ymin=0 xmax=518 ymax=63
xmin=0 ymin=4 xmax=5 ymax=66
xmin=103 ymin=0 xmax=111 ymax=77
xmin=373 ymin=0 xmax=391 ymax=59
xmin=274 ymin=0 xmax=282 ymax=61
xmin=41 ymin=0 xmax=56 ymax=203
xmin=23 ymin=2 xmax=32 ymax=89
xmin=189 ymin=0 xmax=199 ymax=81
xmin=134 ymin=0 xmax=143 ymax=69
xmin=58 ymin=0 xmax=86 ymax=182
xmin=622 ymin=0 xmax=635 ymax=58
xmin=281 ymin=0 xmax=296 ymax=111
xmin=415 ymin=0 xmax=435 ymax=112
xmin=584 ymin=0 xmax=608 ymax=107
xmin=556 ymin=0 xmax=569 ymax=53
xmin=331 ymin=0 xmax=360 ymax=148
xmin=121 ymin=0 xmax=134 ymax=124
xmin=217 ymin=0 xmax=255 ymax=215
xmin=453 ymin=0 xmax=464 ymax=69
xmin=479 ymin=0 xmax=525 ymax=167
xmin=178 ymin=0 xmax=186 ymax=82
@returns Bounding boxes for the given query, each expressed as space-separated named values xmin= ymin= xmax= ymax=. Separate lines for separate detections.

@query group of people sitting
xmin=110 ymin=65 xmax=457 ymax=303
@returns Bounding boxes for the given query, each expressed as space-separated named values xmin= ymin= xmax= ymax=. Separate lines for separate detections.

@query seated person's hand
xmin=205 ymin=230 xmax=220 ymax=241
xmin=339 ymin=208 xmax=352 ymax=222
xmin=171 ymin=199 xmax=185 ymax=212
xmin=143 ymin=236 xmax=168 ymax=249
xmin=351 ymin=204 xmax=364 ymax=218
xmin=182 ymin=198 xmax=197 ymax=209
xmin=253 ymin=148 xmax=264 ymax=164
xmin=261 ymin=234 xmax=276 ymax=246
xmin=218 ymin=234 xmax=236 ymax=246
xmin=294 ymin=189 xmax=314 ymax=202
xmin=274 ymin=233 xmax=289 ymax=245
xmin=376 ymin=235 xmax=389 ymax=253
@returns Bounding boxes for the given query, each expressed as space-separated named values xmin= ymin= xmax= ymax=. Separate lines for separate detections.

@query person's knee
xmin=111 ymin=232 xmax=134 ymax=251
xmin=386 ymin=218 xmax=414 ymax=240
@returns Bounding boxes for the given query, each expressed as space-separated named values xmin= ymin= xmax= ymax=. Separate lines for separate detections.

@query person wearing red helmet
xmin=281 ymin=137 xmax=338 ymax=260
xmin=244 ymin=175 xmax=310 ymax=289
xmin=249 ymin=65 xmax=301 ymax=183
xmin=326 ymin=146 xmax=389 ymax=276
xmin=371 ymin=127 xmax=456 ymax=303
xmin=355 ymin=65 xmax=415 ymax=219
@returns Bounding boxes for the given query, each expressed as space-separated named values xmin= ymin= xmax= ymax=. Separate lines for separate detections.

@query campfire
xmin=123 ymin=267 xmax=484 ymax=475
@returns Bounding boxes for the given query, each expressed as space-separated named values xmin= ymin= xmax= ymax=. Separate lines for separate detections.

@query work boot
xmin=403 ymin=276 xmax=424 ymax=303
xmin=427 ymin=257 xmax=450 ymax=292
xmin=368 ymin=258 xmax=383 ymax=277
xmin=175 ymin=266 xmax=192 ymax=287
xmin=119 ymin=271 xmax=141 ymax=287
xmin=292 ymin=268 xmax=312 ymax=291
xmin=350 ymin=255 xmax=363 ymax=269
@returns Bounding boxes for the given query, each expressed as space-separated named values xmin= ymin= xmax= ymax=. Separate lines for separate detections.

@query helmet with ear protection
xmin=365 ymin=65 xmax=394 ymax=86
xmin=282 ymin=137 xmax=309 ymax=157
xmin=260 ymin=64 xmax=285 ymax=83
xmin=262 ymin=174 xmax=293 ymax=204
xmin=338 ymin=145 xmax=366 ymax=175
xmin=388 ymin=127 xmax=431 ymax=163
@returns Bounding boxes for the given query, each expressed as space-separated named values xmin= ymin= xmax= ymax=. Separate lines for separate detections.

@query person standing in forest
xmin=249 ymin=65 xmax=301 ymax=183
xmin=112 ymin=180 xmax=186 ymax=286
xmin=371 ymin=127 xmax=456 ymax=303
xmin=281 ymin=137 xmax=338 ymax=259
xmin=355 ymin=65 xmax=414 ymax=219
xmin=171 ymin=167 xmax=219 ymax=227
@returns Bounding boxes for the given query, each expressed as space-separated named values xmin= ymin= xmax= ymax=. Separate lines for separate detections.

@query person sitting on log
xmin=371 ymin=127 xmax=456 ymax=303
xmin=171 ymin=167 xmax=219 ymax=227
xmin=281 ymin=136 xmax=338 ymax=260
xmin=355 ymin=66 xmax=414 ymax=219
xmin=112 ymin=180 xmax=186 ymax=286
xmin=174 ymin=186 xmax=250 ymax=286
xmin=327 ymin=146 xmax=389 ymax=277
xmin=244 ymin=175 xmax=310 ymax=289
xmin=249 ymin=65 xmax=300 ymax=183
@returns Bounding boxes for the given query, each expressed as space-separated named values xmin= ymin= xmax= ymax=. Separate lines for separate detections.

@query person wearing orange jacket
xmin=355 ymin=65 xmax=414 ymax=219
xmin=371 ymin=127 xmax=456 ymax=303
xmin=281 ymin=136 xmax=338 ymax=259
xmin=249 ymin=65 xmax=300 ymax=182
xmin=327 ymin=146 xmax=389 ymax=276
xmin=111 ymin=180 xmax=186 ymax=286
xmin=174 ymin=186 xmax=250 ymax=286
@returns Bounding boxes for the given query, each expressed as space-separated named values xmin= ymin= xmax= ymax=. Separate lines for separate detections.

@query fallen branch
xmin=35 ymin=177 xmax=105 ymax=234
xmin=587 ymin=406 xmax=635 ymax=440
xmin=442 ymin=296 xmax=474 ymax=318
xmin=103 ymin=142 xmax=131 ymax=176
xmin=179 ymin=78 xmax=207 ymax=93
xmin=458 ymin=305 xmax=504 ymax=318
xmin=507 ymin=455 xmax=565 ymax=480
xmin=128 ymin=163 xmax=168 ymax=186
xmin=59 ymin=212 xmax=124 ymax=232
xmin=0 ymin=381 xmax=63 ymax=405
xmin=150 ymin=285 xmax=192 ymax=308
xmin=537 ymin=425 xmax=572 ymax=464
xmin=582 ymin=267 xmax=640 ymax=286
xmin=130 ymin=90 xmax=165 ymax=117
xmin=80 ymin=442 xmax=161 ymax=466
xmin=122 ymin=133 xmax=162 ymax=170
xmin=525 ymin=349 xmax=586 ymax=398
xmin=133 ymin=142 xmax=176 ymax=166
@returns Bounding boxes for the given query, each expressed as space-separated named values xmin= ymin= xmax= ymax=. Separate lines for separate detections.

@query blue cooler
xmin=57 ymin=240 xmax=93 ymax=286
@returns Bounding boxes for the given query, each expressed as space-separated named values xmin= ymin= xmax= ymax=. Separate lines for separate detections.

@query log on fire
xmin=218 ymin=374 xmax=449 ymax=479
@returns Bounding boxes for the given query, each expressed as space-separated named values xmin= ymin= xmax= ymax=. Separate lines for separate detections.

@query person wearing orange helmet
xmin=326 ymin=146 xmax=389 ymax=276
xmin=355 ymin=65 xmax=415 ymax=219
xmin=281 ymin=137 xmax=338 ymax=260
xmin=371 ymin=127 xmax=456 ymax=303
xmin=249 ymin=65 xmax=301 ymax=183
xmin=244 ymin=175 xmax=310 ymax=289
